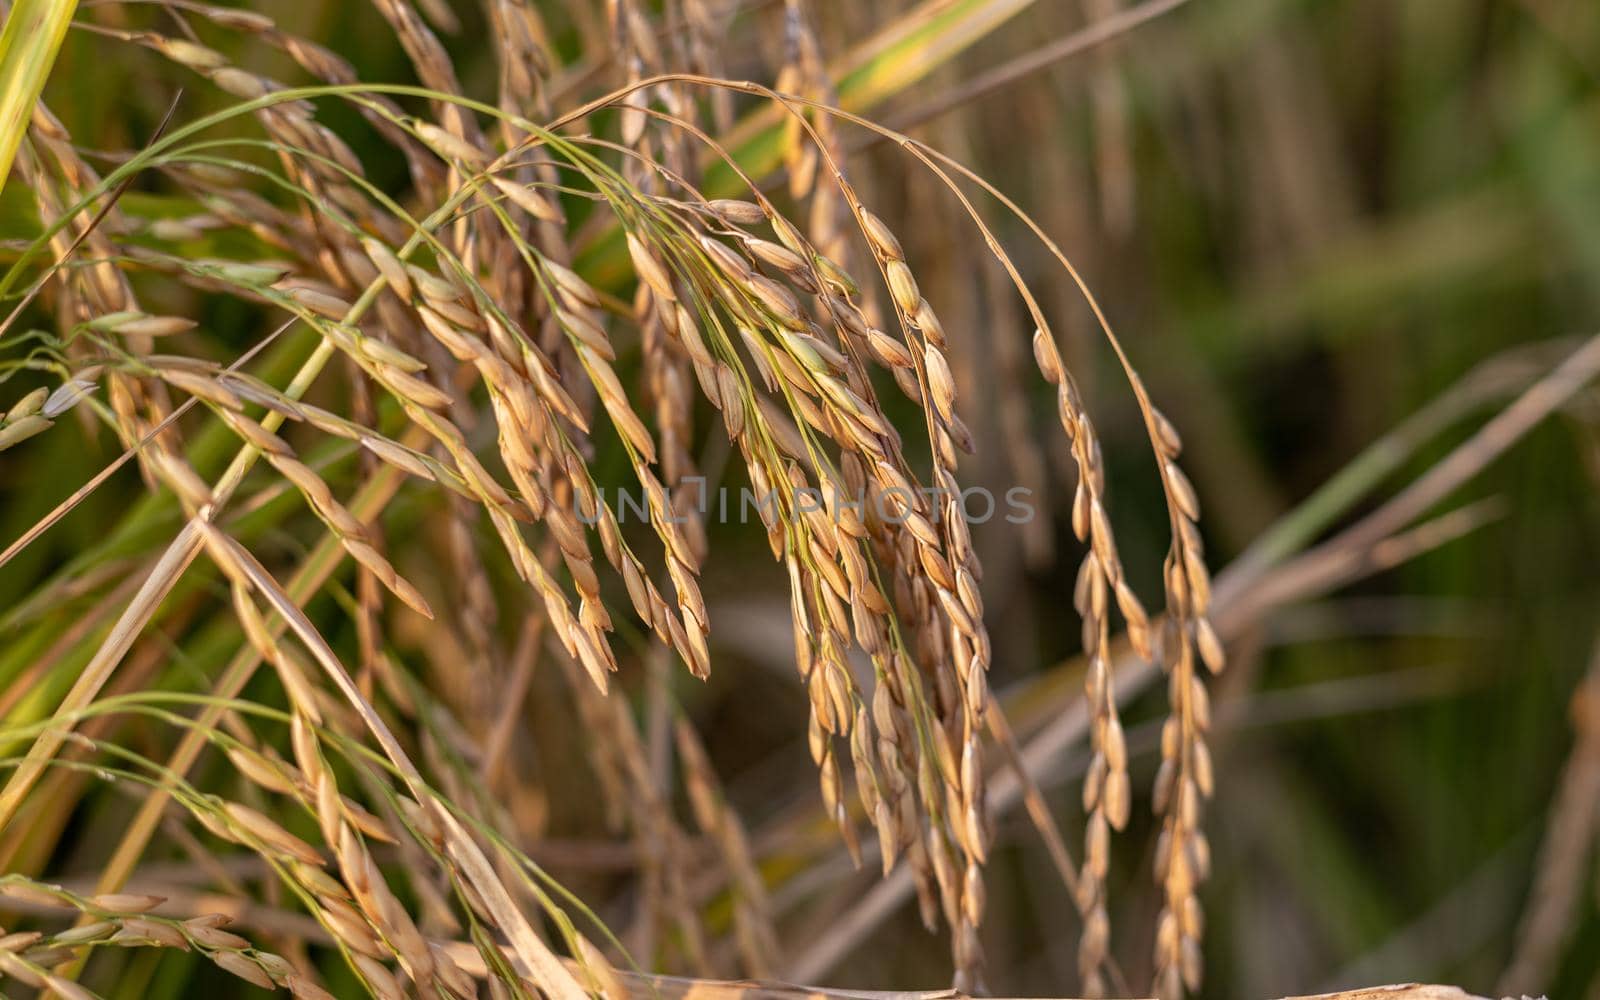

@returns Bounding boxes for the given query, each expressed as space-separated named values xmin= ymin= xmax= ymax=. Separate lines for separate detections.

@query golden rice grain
xmin=0 ymin=415 xmax=51 ymax=451
xmin=883 ymin=261 xmax=920 ymax=317
xmin=115 ymin=918 xmax=190 ymax=950
xmin=184 ymin=921 xmax=251 ymax=951
xmin=0 ymin=881 xmax=69 ymax=909
xmin=112 ymin=315 xmax=199 ymax=338
xmin=490 ymin=176 xmax=564 ymax=223
xmin=222 ymin=802 xmax=324 ymax=864
xmin=415 ymin=121 xmax=487 ymax=164
xmin=212 ymin=950 xmax=276 ymax=990
xmin=0 ymin=931 xmax=42 ymax=953
xmin=923 ymin=344 xmax=956 ymax=421
xmin=707 ymin=199 xmax=767 ymax=225
xmin=89 ymin=893 xmax=166 ymax=914
xmin=859 ymin=210 xmax=903 ymax=261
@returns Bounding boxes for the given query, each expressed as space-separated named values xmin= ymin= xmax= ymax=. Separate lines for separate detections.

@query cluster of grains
xmin=1029 ymin=326 xmax=1150 ymax=995
xmin=143 ymin=355 xmax=432 ymax=619
xmin=851 ymin=203 xmax=993 ymax=992
xmin=47 ymin=9 xmax=487 ymax=710
xmin=605 ymin=0 xmax=716 ymax=696
xmin=103 ymin=8 xmax=733 ymax=699
xmin=0 ymin=707 xmax=583 ymax=1000
xmin=0 ymin=879 xmax=294 ymax=997
xmin=622 ymin=193 xmax=904 ymax=886
xmin=201 ymin=686 xmax=584 ymax=998
xmin=12 ymin=104 xmax=205 ymax=499
xmin=0 ymin=388 xmax=54 ymax=452
xmin=0 ymin=366 xmax=103 ymax=456
xmin=626 ymin=171 xmax=1003 ymax=988
xmin=94 ymin=5 xmax=743 ymax=977
xmin=1144 ymin=400 xmax=1224 ymax=1000
xmin=197 ymin=614 xmax=442 ymax=1000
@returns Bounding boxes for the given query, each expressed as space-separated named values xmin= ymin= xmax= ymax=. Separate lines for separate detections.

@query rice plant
xmin=1 ymin=2 xmax=1597 ymax=1000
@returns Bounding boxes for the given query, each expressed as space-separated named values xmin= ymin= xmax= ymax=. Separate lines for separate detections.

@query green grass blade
xmin=0 ymin=0 xmax=76 ymax=195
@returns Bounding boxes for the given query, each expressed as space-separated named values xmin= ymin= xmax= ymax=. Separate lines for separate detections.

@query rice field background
xmin=1 ymin=2 xmax=1598 ymax=999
